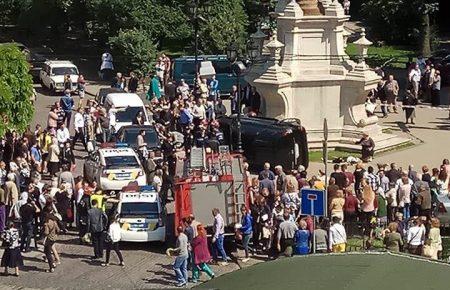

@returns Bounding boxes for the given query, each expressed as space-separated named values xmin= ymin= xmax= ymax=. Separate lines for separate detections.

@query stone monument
xmin=246 ymin=0 xmax=409 ymax=151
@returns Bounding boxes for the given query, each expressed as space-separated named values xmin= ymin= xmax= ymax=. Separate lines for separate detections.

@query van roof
xmin=45 ymin=60 xmax=77 ymax=67
xmin=174 ymin=55 xmax=228 ymax=62
xmin=105 ymin=93 xmax=143 ymax=107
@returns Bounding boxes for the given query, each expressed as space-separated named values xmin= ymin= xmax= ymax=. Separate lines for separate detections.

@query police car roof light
xmin=141 ymin=185 xmax=156 ymax=192
xmin=115 ymin=142 xmax=129 ymax=148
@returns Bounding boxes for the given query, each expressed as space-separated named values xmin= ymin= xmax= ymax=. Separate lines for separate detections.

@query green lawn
xmin=346 ymin=44 xmax=416 ymax=68
xmin=196 ymin=254 xmax=450 ymax=290
xmin=309 ymin=149 xmax=360 ymax=163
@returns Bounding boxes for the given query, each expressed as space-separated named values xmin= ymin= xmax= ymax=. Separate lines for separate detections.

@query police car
xmin=117 ymin=185 xmax=166 ymax=242
xmin=83 ymin=144 xmax=147 ymax=191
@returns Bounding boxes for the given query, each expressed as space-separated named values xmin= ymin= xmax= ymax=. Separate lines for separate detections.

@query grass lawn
xmin=309 ymin=149 xmax=360 ymax=163
xmin=346 ymin=44 xmax=416 ymax=69
xmin=196 ymin=253 xmax=450 ymax=290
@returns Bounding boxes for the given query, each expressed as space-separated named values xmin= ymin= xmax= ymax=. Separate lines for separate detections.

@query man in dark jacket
xmin=87 ymin=199 xmax=107 ymax=259
xmin=60 ymin=90 xmax=74 ymax=128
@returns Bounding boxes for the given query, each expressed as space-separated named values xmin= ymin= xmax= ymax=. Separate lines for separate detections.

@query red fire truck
xmin=173 ymin=148 xmax=248 ymax=234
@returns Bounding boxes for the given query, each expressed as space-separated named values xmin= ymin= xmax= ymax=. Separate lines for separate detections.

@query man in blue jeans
xmin=212 ymin=208 xmax=229 ymax=266
xmin=172 ymin=226 xmax=189 ymax=287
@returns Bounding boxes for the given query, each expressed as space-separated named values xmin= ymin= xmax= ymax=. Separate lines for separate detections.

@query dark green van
xmin=172 ymin=55 xmax=247 ymax=96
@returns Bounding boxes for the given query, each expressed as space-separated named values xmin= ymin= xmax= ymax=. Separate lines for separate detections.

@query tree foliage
xmin=361 ymin=0 xmax=439 ymax=53
xmin=0 ymin=44 xmax=34 ymax=137
xmin=108 ymin=29 xmax=157 ymax=76
xmin=198 ymin=0 xmax=249 ymax=54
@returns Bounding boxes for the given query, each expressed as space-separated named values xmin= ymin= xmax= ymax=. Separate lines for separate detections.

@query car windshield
xmin=105 ymin=155 xmax=139 ymax=168
xmin=122 ymin=128 xmax=159 ymax=148
xmin=52 ymin=67 xmax=78 ymax=75
xmin=120 ymin=202 xmax=159 ymax=218
xmin=116 ymin=107 xmax=146 ymax=123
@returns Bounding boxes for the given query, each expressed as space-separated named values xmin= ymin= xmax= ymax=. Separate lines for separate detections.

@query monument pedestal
xmin=247 ymin=0 xmax=410 ymax=152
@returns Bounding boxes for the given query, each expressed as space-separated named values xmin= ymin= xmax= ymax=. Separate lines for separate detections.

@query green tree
xmin=108 ymin=29 xmax=157 ymax=76
xmin=198 ymin=0 xmax=248 ymax=54
xmin=361 ymin=0 xmax=439 ymax=56
xmin=0 ymin=44 xmax=34 ymax=136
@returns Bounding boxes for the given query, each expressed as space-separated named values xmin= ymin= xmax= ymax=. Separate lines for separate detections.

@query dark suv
xmin=218 ymin=116 xmax=309 ymax=170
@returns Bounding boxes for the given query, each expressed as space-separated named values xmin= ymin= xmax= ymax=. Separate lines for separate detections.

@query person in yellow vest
xmin=90 ymin=191 xmax=106 ymax=212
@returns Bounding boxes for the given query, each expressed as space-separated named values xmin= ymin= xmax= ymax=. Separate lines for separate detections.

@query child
xmin=1 ymin=221 xmax=23 ymax=276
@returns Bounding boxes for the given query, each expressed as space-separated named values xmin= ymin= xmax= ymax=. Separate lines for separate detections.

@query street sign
xmin=300 ymin=188 xmax=326 ymax=216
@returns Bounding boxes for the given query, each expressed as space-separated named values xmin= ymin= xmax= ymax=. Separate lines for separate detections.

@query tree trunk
xmin=420 ymin=12 xmax=431 ymax=57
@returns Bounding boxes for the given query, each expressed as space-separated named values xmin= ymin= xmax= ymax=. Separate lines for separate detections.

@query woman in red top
xmin=191 ymin=224 xmax=215 ymax=283
xmin=344 ymin=189 xmax=359 ymax=236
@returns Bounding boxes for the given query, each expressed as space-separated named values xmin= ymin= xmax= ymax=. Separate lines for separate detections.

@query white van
xmin=117 ymin=185 xmax=166 ymax=242
xmin=104 ymin=93 xmax=150 ymax=132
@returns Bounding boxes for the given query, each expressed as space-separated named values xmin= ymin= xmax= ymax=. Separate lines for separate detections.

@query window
xmin=122 ymin=128 xmax=159 ymax=148
xmin=51 ymin=67 xmax=79 ymax=75
xmin=104 ymin=155 xmax=139 ymax=168
xmin=181 ymin=62 xmax=196 ymax=75
xmin=120 ymin=202 xmax=159 ymax=218
xmin=212 ymin=60 xmax=232 ymax=74
xmin=115 ymin=107 xmax=146 ymax=123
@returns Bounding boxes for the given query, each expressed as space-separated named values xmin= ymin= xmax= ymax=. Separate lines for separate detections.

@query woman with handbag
xmin=406 ymin=218 xmax=425 ymax=255
xmin=101 ymin=215 xmax=124 ymax=267
xmin=1 ymin=221 xmax=23 ymax=276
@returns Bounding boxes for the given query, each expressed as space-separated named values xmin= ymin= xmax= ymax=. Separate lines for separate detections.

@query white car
xmin=117 ymin=185 xmax=166 ymax=242
xmin=83 ymin=145 xmax=147 ymax=191
xmin=40 ymin=60 xmax=79 ymax=93
xmin=103 ymin=93 xmax=151 ymax=132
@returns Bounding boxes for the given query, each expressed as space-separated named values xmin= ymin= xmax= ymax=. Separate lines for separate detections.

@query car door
xmin=40 ymin=64 xmax=48 ymax=86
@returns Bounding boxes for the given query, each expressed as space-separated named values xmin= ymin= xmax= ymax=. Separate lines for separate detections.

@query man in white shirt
xmin=72 ymin=107 xmax=86 ymax=150
xmin=409 ymin=63 xmax=421 ymax=98
xmin=329 ymin=216 xmax=347 ymax=252
xmin=56 ymin=123 xmax=71 ymax=146
xmin=406 ymin=218 xmax=425 ymax=255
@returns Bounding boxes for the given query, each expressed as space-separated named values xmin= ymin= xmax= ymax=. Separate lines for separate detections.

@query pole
xmin=323 ymin=118 xmax=328 ymax=191
xmin=313 ymin=216 xmax=316 ymax=254
xmin=236 ymin=71 xmax=243 ymax=152
xmin=193 ymin=0 xmax=199 ymax=92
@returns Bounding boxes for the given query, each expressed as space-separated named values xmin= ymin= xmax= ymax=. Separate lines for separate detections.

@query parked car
xmin=96 ymin=87 xmax=126 ymax=105
xmin=103 ymin=93 xmax=151 ymax=132
xmin=172 ymin=55 xmax=248 ymax=96
xmin=116 ymin=125 xmax=161 ymax=154
xmin=40 ymin=60 xmax=79 ymax=93
xmin=218 ymin=115 xmax=309 ymax=170
xmin=434 ymin=193 xmax=450 ymax=227
xmin=83 ymin=145 xmax=147 ymax=191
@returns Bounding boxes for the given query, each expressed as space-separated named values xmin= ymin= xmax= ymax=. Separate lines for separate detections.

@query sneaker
xmin=101 ymin=263 xmax=109 ymax=267
xmin=119 ymin=262 xmax=125 ymax=267
xmin=241 ymin=258 xmax=250 ymax=263
xmin=176 ymin=282 xmax=186 ymax=287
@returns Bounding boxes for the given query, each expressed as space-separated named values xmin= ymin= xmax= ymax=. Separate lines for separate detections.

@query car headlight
xmin=56 ymin=83 xmax=64 ymax=87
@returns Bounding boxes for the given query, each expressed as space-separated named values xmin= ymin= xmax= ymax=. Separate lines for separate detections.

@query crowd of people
xmin=0 ymin=51 xmax=447 ymax=287
xmin=367 ymin=56 xmax=443 ymax=124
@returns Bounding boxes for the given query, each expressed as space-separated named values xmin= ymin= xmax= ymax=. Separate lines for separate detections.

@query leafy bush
xmin=0 ymin=44 xmax=34 ymax=136
xmin=108 ymin=29 xmax=157 ymax=76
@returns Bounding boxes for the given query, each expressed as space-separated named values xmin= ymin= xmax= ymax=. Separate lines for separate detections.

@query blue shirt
xmin=179 ymin=109 xmax=193 ymax=125
xmin=209 ymin=79 xmax=219 ymax=94
xmin=240 ymin=213 xmax=253 ymax=235
xmin=294 ymin=229 xmax=310 ymax=255
xmin=31 ymin=146 xmax=41 ymax=162
xmin=60 ymin=95 xmax=74 ymax=113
